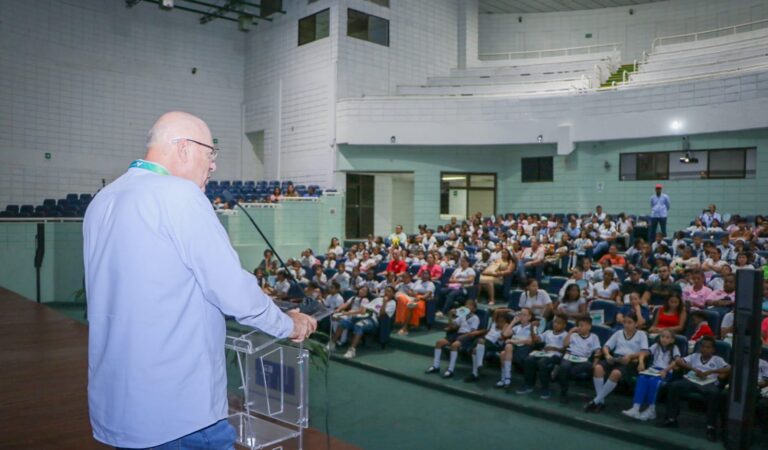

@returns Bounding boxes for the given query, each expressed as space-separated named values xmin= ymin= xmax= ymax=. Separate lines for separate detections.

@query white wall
xmin=0 ymin=0 xmax=245 ymax=206
xmin=337 ymin=0 xmax=459 ymax=98
xmin=479 ymin=0 xmax=768 ymax=62
xmin=243 ymin=0 xmax=338 ymax=188
xmin=372 ymin=173 xmax=414 ymax=235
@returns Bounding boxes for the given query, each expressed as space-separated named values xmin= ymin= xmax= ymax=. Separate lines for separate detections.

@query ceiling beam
xmin=141 ymin=0 xmax=238 ymax=22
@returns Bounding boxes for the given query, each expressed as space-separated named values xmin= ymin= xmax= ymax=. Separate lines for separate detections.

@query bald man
xmin=83 ymin=112 xmax=316 ymax=449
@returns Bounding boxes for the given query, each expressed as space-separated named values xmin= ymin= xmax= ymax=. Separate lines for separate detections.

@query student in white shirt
xmin=585 ymin=313 xmax=649 ymax=413
xmin=342 ymin=286 xmax=397 ymax=359
xmin=425 ymin=300 xmax=481 ymax=378
xmin=311 ymin=266 xmax=327 ymax=290
xmin=328 ymin=237 xmax=344 ymax=257
xmin=273 ymin=270 xmax=291 ymax=299
xmin=496 ymin=308 xmax=536 ymax=388
xmin=329 ymin=262 xmax=351 ymax=291
xmin=323 ymin=252 xmax=337 ymax=269
xmin=622 ymin=329 xmax=680 ymax=421
xmin=329 ymin=286 xmax=370 ymax=348
xmin=516 ymin=313 xmax=569 ymax=399
xmin=661 ymin=336 xmax=731 ymax=440
xmin=557 ymin=284 xmax=587 ymax=319
xmin=518 ymin=279 xmax=553 ymax=319
xmin=558 ymin=316 xmax=602 ymax=403
xmin=323 ymin=282 xmax=344 ymax=311
xmin=464 ymin=312 xmax=511 ymax=383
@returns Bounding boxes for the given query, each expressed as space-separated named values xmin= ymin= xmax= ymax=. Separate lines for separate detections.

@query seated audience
xmin=557 ymin=315 xmax=602 ymax=403
xmin=622 ymin=329 xmax=680 ymax=421
xmin=395 ymin=271 xmax=435 ymax=336
xmin=648 ymin=295 xmax=686 ymax=335
xmin=342 ymin=286 xmax=397 ymax=360
xmin=585 ymin=313 xmax=648 ymax=413
xmin=661 ymin=336 xmax=731 ymax=441
xmin=496 ymin=308 xmax=535 ymax=389
xmin=516 ymin=313 xmax=569 ymax=399
xmin=465 ymin=312 xmax=511 ymax=383
xmin=425 ymin=300 xmax=481 ymax=378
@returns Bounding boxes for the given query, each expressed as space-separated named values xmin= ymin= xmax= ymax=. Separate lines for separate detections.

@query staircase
xmin=601 ymin=63 xmax=637 ymax=88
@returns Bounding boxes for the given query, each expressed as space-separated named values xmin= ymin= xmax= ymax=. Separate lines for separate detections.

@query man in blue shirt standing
xmin=648 ymin=183 xmax=671 ymax=242
xmin=83 ymin=111 xmax=317 ymax=450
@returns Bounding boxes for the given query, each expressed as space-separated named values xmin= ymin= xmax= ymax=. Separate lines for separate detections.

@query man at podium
xmin=83 ymin=111 xmax=317 ymax=450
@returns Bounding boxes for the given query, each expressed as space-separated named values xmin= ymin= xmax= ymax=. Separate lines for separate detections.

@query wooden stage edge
xmin=0 ymin=287 xmax=359 ymax=450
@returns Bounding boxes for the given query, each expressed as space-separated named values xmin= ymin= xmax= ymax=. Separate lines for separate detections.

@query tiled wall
xmin=338 ymin=129 xmax=768 ymax=233
xmin=479 ymin=0 xmax=768 ymax=62
xmin=0 ymin=0 xmax=246 ymax=206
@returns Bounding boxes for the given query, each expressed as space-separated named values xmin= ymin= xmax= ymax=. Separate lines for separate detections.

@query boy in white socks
xmin=464 ymin=311 xmax=510 ymax=382
xmin=425 ymin=300 xmax=481 ymax=378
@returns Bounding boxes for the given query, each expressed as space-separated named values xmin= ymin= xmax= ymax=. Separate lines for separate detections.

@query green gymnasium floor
xmin=49 ymin=302 xmax=768 ymax=450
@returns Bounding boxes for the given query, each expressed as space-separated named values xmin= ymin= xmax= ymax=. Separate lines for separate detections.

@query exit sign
xmin=44 ymin=152 xmax=51 ymax=160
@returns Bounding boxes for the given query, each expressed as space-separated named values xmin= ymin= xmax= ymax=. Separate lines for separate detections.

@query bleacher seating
xmin=396 ymin=52 xmax=619 ymax=97
xmin=630 ymin=26 xmax=768 ymax=85
xmin=0 ymin=178 xmax=327 ymax=218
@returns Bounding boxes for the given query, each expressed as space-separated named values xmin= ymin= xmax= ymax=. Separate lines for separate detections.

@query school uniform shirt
xmin=484 ymin=323 xmax=504 ymax=345
xmin=519 ymin=290 xmax=552 ymax=316
xmin=346 ymin=296 xmax=364 ymax=311
xmin=511 ymin=323 xmax=533 ymax=345
xmin=324 ymin=293 xmax=344 ymax=310
xmin=331 ymin=272 xmax=351 ymax=290
xmin=593 ymin=281 xmax=620 ymax=300
xmin=360 ymin=297 xmax=397 ymax=325
xmin=683 ymin=353 xmax=729 ymax=381
xmin=539 ymin=330 xmax=567 ymax=355
xmin=452 ymin=267 xmax=476 ymax=284
xmin=648 ymin=343 xmax=681 ymax=369
xmin=604 ymin=330 xmax=649 ymax=357
xmin=455 ymin=313 xmax=480 ymax=334
xmin=557 ymin=298 xmax=586 ymax=315
xmin=312 ymin=273 xmax=327 ymax=286
xmin=274 ymin=279 xmax=291 ymax=296
xmin=567 ymin=333 xmax=602 ymax=359
xmin=721 ymin=312 xmax=734 ymax=333
xmin=412 ymin=280 xmax=436 ymax=297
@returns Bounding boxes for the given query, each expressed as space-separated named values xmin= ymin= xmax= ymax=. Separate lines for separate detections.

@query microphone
xmin=221 ymin=190 xmax=303 ymax=299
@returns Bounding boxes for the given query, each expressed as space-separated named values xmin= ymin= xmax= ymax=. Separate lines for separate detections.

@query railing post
xmin=634 ymin=59 xmax=637 ymax=72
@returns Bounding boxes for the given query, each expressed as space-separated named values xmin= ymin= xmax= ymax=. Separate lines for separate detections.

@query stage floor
xmin=0 ymin=288 xmax=358 ymax=450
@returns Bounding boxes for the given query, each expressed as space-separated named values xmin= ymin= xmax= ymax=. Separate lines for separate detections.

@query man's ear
xmin=176 ymin=140 xmax=190 ymax=162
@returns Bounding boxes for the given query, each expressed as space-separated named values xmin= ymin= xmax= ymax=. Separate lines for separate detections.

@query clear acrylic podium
xmin=225 ymin=329 xmax=310 ymax=450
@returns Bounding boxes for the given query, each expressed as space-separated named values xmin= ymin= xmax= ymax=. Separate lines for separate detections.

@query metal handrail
xmin=652 ymin=17 xmax=768 ymax=49
xmin=479 ymin=42 xmax=621 ymax=61
xmin=624 ymin=61 xmax=768 ymax=88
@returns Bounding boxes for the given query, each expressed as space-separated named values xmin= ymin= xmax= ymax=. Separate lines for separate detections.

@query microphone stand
xmin=221 ymin=190 xmax=301 ymax=297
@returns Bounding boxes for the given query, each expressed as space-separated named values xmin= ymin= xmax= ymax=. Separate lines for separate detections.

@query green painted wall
xmin=338 ymin=129 xmax=768 ymax=233
xmin=0 ymin=196 xmax=345 ymax=302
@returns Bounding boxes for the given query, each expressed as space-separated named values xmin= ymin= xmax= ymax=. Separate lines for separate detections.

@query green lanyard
xmin=129 ymin=159 xmax=170 ymax=176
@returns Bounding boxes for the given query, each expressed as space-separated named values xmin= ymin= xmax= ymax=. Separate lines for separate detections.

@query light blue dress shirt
xmin=83 ymin=166 xmax=294 ymax=448
xmin=649 ymin=193 xmax=670 ymax=218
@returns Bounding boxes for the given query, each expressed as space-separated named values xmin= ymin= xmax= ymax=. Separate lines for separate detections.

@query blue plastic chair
xmin=592 ymin=324 xmax=613 ymax=346
xmin=589 ymin=300 xmax=619 ymax=326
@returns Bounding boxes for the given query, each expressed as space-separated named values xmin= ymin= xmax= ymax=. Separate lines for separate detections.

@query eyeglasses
xmin=171 ymin=137 xmax=219 ymax=161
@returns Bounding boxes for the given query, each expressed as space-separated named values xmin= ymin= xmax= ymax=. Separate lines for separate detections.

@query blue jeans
xmin=117 ymin=419 xmax=236 ymax=450
xmin=648 ymin=217 xmax=667 ymax=241
xmin=633 ymin=372 xmax=669 ymax=406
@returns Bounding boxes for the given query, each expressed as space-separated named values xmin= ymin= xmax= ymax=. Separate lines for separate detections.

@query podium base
xmin=228 ymin=411 xmax=301 ymax=449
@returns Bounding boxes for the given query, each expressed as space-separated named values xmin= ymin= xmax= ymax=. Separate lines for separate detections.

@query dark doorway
xmin=345 ymin=173 xmax=374 ymax=239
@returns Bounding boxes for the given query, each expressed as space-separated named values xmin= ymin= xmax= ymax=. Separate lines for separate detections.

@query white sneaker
xmin=328 ymin=341 xmax=336 ymax=351
xmin=622 ymin=407 xmax=641 ymax=419
xmin=638 ymin=408 xmax=656 ymax=421
xmin=343 ymin=348 xmax=356 ymax=359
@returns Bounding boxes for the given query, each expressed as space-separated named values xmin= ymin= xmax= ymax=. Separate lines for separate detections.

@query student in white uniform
xmin=464 ymin=312 xmax=511 ymax=383
xmin=661 ymin=336 xmax=731 ymax=441
xmin=496 ymin=308 xmax=536 ymax=388
xmin=584 ymin=313 xmax=649 ymax=413
xmin=342 ymin=286 xmax=397 ymax=359
xmin=329 ymin=285 xmax=370 ymax=349
xmin=518 ymin=279 xmax=553 ymax=319
xmin=622 ymin=329 xmax=680 ymax=421
xmin=557 ymin=315 xmax=602 ymax=403
xmin=425 ymin=300 xmax=481 ymax=378
xmin=516 ymin=313 xmax=569 ymax=399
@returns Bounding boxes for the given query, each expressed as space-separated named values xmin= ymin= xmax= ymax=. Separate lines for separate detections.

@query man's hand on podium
xmin=287 ymin=309 xmax=318 ymax=343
